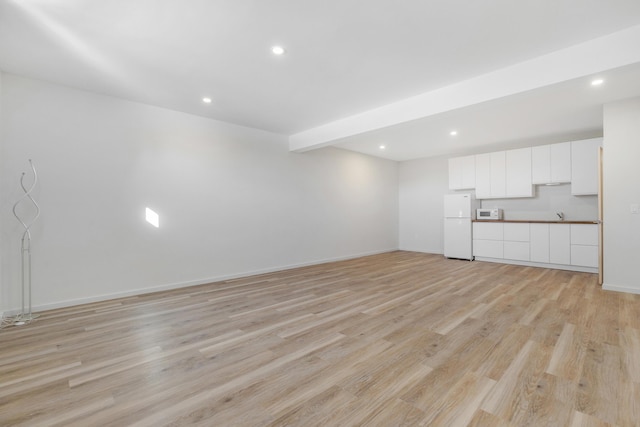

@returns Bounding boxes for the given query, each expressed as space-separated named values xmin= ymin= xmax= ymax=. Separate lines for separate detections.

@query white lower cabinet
xmin=571 ymin=245 xmax=598 ymax=267
xmin=549 ymin=224 xmax=571 ymax=265
xmin=570 ymin=224 xmax=599 ymax=267
xmin=474 ymin=239 xmax=504 ymax=258
xmin=473 ymin=222 xmax=503 ymax=258
xmin=473 ymin=221 xmax=598 ymax=272
xmin=504 ymin=241 xmax=530 ymax=261
xmin=473 ymin=222 xmax=503 ymax=240
xmin=530 ymin=224 xmax=550 ymax=263
xmin=503 ymin=223 xmax=530 ymax=261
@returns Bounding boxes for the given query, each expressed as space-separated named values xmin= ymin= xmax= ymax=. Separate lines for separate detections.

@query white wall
xmin=480 ymin=185 xmax=597 ymax=221
xmin=0 ymin=71 xmax=3 ymax=316
xmin=398 ymin=155 xmax=449 ymax=253
xmin=602 ymin=97 xmax=640 ymax=294
xmin=0 ymin=73 xmax=399 ymax=312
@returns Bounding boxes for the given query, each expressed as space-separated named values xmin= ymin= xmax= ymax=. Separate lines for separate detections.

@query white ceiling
xmin=2 ymin=0 xmax=640 ymax=160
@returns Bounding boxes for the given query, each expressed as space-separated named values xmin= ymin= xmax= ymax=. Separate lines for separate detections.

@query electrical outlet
xmin=631 ymin=204 xmax=639 ymax=214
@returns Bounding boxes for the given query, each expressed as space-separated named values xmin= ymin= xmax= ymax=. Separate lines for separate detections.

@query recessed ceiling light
xmin=591 ymin=79 xmax=604 ymax=86
xmin=379 ymin=145 xmax=386 ymax=150
xmin=450 ymin=130 xmax=458 ymax=136
xmin=202 ymin=97 xmax=212 ymax=103
xmin=272 ymin=46 xmax=286 ymax=55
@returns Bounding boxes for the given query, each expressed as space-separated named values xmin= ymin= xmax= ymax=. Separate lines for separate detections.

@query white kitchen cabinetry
xmin=505 ymin=148 xmax=533 ymax=197
xmin=530 ymin=223 xmax=550 ymax=263
xmin=532 ymin=142 xmax=571 ymax=184
xmin=449 ymin=139 xmax=598 ymax=198
xmin=571 ymin=138 xmax=602 ymax=195
xmin=474 ymin=153 xmax=491 ymax=199
xmin=473 ymin=222 xmax=503 ymax=240
xmin=549 ymin=224 xmax=571 ymax=265
xmin=474 ymin=151 xmax=506 ymax=199
xmin=448 ymin=155 xmax=475 ymax=190
xmin=503 ymin=223 xmax=530 ymax=261
xmin=490 ymin=151 xmax=506 ymax=198
xmin=570 ymin=224 xmax=598 ymax=267
xmin=473 ymin=221 xmax=597 ymax=273
xmin=475 ymin=149 xmax=532 ymax=199
xmin=473 ymin=222 xmax=503 ymax=259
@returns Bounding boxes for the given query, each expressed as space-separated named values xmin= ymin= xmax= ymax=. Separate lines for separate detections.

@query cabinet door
xmin=570 ymin=224 xmax=598 ymax=246
xmin=531 ymin=145 xmax=551 ymax=184
xmin=504 ymin=223 xmax=529 ymax=242
xmin=504 ymin=241 xmax=530 ymax=261
xmin=473 ymin=222 xmax=503 ymax=240
xmin=448 ymin=155 xmax=476 ymax=190
xmin=530 ymin=223 xmax=550 ymax=263
xmin=550 ymin=142 xmax=571 ymax=183
xmin=549 ymin=224 xmax=571 ymax=265
xmin=473 ymin=240 xmax=504 ymax=258
xmin=490 ymin=151 xmax=506 ymax=198
xmin=571 ymin=138 xmax=601 ymax=195
xmin=571 ymin=245 xmax=598 ymax=267
xmin=506 ymin=147 xmax=533 ymax=197
xmin=475 ymin=153 xmax=491 ymax=199
xmin=460 ymin=155 xmax=476 ymax=189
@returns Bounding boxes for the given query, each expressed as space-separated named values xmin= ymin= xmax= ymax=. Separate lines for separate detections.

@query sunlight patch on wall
xmin=145 ymin=207 xmax=159 ymax=228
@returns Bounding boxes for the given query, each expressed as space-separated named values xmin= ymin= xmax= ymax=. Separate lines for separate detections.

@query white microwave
xmin=477 ymin=208 xmax=503 ymax=220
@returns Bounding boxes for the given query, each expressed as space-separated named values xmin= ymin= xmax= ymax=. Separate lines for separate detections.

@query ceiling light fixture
xmin=591 ymin=79 xmax=604 ymax=86
xmin=450 ymin=130 xmax=458 ymax=136
xmin=272 ymin=46 xmax=286 ymax=55
xmin=202 ymin=97 xmax=212 ymax=103
xmin=379 ymin=145 xmax=386 ymax=150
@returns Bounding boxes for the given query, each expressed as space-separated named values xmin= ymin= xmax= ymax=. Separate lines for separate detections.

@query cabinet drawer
xmin=571 ymin=245 xmax=598 ymax=267
xmin=473 ymin=222 xmax=503 ymax=240
xmin=473 ymin=240 xmax=503 ymax=258
xmin=504 ymin=223 xmax=530 ymax=242
xmin=504 ymin=241 xmax=530 ymax=261
xmin=570 ymin=224 xmax=598 ymax=246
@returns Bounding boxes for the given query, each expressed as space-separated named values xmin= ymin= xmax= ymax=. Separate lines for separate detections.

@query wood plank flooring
xmin=1 ymin=251 xmax=639 ymax=426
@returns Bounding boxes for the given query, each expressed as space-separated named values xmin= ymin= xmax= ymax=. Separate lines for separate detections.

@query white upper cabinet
xmin=474 ymin=153 xmax=492 ymax=199
xmin=448 ymin=155 xmax=475 ymax=190
xmin=475 ymin=149 xmax=532 ymax=199
xmin=505 ymin=147 xmax=533 ymax=197
xmin=550 ymin=142 xmax=572 ymax=183
xmin=475 ymin=149 xmax=533 ymax=199
xmin=490 ymin=151 xmax=506 ymax=198
xmin=532 ymin=142 xmax=571 ymax=184
xmin=571 ymin=138 xmax=602 ymax=195
xmin=453 ymin=138 xmax=598 ymax=199
xmin=531 ymin=145 xmax=550 ymax=184
xmin=474 ymin=152 xmax=504 ymax=199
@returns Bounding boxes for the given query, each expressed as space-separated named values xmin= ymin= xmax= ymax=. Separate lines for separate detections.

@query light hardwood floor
xmin=1 ymin=251 xmax=639 ymax=426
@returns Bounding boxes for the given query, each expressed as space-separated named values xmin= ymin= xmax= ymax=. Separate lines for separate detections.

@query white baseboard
xmin=474 ymin=257 xmax=598 ymax=274
xmin=602 ymin=283 xmax=640 ymax=295
xmin=4 ymin=248 xmax=399 ymax=314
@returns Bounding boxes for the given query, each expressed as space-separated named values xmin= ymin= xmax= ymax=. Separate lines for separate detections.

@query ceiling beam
xmin=289 ymin=24 xmax=640 ymax=153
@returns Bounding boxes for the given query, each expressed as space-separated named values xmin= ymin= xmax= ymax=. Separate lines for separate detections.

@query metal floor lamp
xmin=5 ymin=159 xmax=41 ymax=327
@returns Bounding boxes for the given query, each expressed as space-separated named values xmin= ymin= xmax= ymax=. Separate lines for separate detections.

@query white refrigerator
xmin=444 ymin=193 xmax=476 ymax=260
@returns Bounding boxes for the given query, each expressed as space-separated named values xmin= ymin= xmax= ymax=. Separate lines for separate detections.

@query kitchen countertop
xmin=473 ymin=219 xmax=598 ymax=224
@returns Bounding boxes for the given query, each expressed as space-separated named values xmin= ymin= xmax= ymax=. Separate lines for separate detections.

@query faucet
xmin=556 ymin=212 xmax=564 ymax=221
